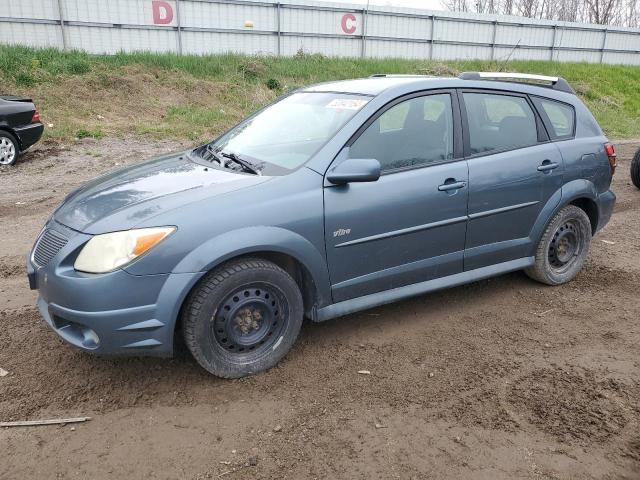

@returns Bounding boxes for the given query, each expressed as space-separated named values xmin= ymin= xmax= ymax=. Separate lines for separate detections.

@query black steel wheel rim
xmin=548 ymin=219 xmax=582 ymax=271
xmin=211 ymin=282 xmax=287 ymax=355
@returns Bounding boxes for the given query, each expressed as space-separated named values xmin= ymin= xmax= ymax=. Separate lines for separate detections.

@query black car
xmin=0 ymin=95 xmax=44 ymax=166
xmin=632 ymin=147 xmax=640 ymax=189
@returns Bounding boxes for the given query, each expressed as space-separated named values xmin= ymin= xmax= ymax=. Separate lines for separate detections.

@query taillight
xmin=31 ymin=110 xmax=40 ymax=123
xmin=605 ymin=142 xmax=616 ymax=174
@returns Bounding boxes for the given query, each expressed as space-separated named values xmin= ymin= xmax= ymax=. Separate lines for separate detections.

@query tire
xmin=525 ymin=205 xmax=592 ymax=286
xmin=182 ymin=258 xmax=304 ymax=378
xmin=631 ymin=147 xmax=640 ymax=189
xmin=0 ymin=131 xmax=20 ymax=166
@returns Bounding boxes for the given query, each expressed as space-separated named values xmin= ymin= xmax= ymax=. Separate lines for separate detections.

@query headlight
xmin=74 ymin=227 xmax=176 ymax=273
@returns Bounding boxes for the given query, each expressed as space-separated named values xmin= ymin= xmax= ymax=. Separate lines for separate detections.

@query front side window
xmin=534 ymin=98 xmax=575 ymax=138
xmin=205 ymin=92 xmax=370 ymax=173
xmin=463 ymin=93 xmax=538 ymax=155
xmin=349 ymin=94 xmax=454 ymax=172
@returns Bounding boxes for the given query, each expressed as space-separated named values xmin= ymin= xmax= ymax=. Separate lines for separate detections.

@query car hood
xmin=54 ymin=151 xmax=270 ymax=233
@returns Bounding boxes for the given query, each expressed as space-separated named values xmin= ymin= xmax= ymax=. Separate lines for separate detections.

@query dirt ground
xmin=1 ymin=138 xmax=639 ymax=480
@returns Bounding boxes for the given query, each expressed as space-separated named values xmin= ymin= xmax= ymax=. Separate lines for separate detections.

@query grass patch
xmin=76 ymin=127 xmax=103 ymax=139
xmin=0 ymin=45 xmax=638 ymax=142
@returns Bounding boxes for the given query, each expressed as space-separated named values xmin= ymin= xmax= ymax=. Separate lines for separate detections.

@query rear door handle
xmin=438 ymin=179 xmax=467 ymax=192
xmin=537 ymin=160 xmax=559 ymax=172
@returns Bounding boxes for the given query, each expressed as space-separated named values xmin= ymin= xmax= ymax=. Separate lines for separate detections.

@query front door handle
xmin=438 ymin=179 xmax=467 ymax=192
xmin=537 ymin=160 xmax=559 ymax=173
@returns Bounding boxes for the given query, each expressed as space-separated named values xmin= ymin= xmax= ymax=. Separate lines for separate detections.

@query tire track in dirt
xmin=508 ymin=366 xmax=638 ymax=444
xmin=0 ymin=255 xmax=24 ymax=279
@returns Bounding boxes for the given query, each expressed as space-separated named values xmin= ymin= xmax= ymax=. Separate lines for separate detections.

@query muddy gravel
xmin=1 ymin=138 xmax=639 ymax=479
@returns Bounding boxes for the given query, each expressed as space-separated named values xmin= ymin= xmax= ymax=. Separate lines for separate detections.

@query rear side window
xmin=349 ymin=94 xmax=454 ymax=172
xmin=533 ymin=98 xmax=575 ymax=139
xmin=463 ymin=93 xmax=538 ymax=155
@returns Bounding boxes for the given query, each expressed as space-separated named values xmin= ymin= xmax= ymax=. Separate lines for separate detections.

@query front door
xmin=323 ymin=91 xmax=469 ymax=303
xmin=460 ymin=90 xmax=564 ymax=270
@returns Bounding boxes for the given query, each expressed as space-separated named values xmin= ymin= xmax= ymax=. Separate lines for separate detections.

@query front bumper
xmin=15 ymin=122 xmax=44 ymax=151
xmin=28 ymin=221 xmax=203 ymax=357
xmin=596 ymin=189 xmax=616 ymax=233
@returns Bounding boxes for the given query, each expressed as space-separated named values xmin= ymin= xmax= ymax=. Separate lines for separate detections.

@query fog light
xmin=82 ymin=328 xmax=100 ymax=348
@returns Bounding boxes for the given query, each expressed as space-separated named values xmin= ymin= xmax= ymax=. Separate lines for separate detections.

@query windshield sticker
xmin=326 ymin=98 xmax=368 ymax=110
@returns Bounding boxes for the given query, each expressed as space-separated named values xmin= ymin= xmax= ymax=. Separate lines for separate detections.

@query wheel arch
xmin=568 ymin=197 xmax=599 ymax=234
xmin=170 ymin=226 xmax=332 ymax=338
xmin=530 ymin=179 xmax=599 ymax=249
xmin=0 ymin=126 xmax=21 ymax=150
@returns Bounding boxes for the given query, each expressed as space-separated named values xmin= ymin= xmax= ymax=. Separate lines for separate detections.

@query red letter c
xmin=341 ymin=13 xmax=357 ymax=35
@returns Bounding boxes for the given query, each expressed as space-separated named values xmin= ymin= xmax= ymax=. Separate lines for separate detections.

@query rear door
xmin=323 ymin=91 xmax=469 ymax=302
xmin=460 ymin=90 xmax=564 ymax=270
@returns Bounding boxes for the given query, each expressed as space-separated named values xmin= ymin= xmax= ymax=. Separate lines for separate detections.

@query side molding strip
xmin=335 ymin=216 xmax=468 ymax=248
xmin=313 ymin=256 xmax=534 ymax=322
xmin=335 ymin=201 xmax=539 ymax=249
xmin=468 ymin=201 xmax=539 ymax=220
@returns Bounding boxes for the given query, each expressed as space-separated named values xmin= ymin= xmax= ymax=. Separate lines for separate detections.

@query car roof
xmin=302 ymin=75 xmax=577 ymax=104
xmin=302 ymin=76 xmax=441 ymax=96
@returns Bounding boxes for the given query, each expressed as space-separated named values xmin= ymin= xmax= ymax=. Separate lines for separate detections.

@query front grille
xmin=32 ymin=228 xmax=68 ymax=268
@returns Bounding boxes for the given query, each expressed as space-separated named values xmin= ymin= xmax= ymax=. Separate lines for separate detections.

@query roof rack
xmin=369 ymin=74 xmax=431 ymax=78
xmin=458 ymin=72 xmax=575 ymax=94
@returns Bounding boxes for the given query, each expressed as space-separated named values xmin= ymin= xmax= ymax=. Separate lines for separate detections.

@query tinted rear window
xmin=534 ymin=98 xmax=575 ymax=139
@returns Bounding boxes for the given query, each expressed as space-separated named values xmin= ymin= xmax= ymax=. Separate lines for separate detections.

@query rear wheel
xmin=0 ymin=131 xmax=19 ymax=166
xmin=182 ymin=258 xmax=304 ymax=378
xmin=525 ymin=205 xmax=592 ymax=286
xmin=631 ymin=147 xmax=640 ymax=189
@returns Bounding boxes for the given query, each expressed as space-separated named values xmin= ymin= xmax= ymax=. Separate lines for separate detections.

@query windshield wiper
xmin=194 ymin=144 xmax=224 ymax=165
xmin=201 ymin=144 xmax=225 ymax=165
xmin=219 ymin=151 xmax=262 ymax=176
xmin=196 ymin=144 xmax=262 ymax=175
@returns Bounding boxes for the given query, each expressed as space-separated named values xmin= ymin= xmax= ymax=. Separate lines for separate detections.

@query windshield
xmin=203 ymin=92 xmax=370 ymax=174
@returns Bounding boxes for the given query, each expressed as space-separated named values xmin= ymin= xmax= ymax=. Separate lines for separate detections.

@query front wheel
xmin=525 ymin=205 xmax=592 ymax=286
xmin=182 ymin=258 xmax=304 ymax=378
xmin=631 ymin=147 xmax=640 ymax=189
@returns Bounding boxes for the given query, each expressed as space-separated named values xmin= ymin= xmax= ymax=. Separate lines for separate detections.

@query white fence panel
xmin=181 ymin=1 xmax=276 ymax=30
xmin=494 ymin=46 xmax=551 ymax=61
xmin=66 ymin=26 xmax=179 ymax=54
xmin=434 ymin=43 xmax=492 ymax=60
xmin=62 ymin=0 xmax=156 ymax=25
xmin=183 ymin=30 xmax=276 ymax=55
xmin=281 ymin=35 xmax=360 ymax=56
xmin=555 ymin=27 xmax=604 ymax=50
xmin=496 ymin=24 xmax=554 ymax=48
xmin=556 ymin=48 xmax=601 ymax=63
xmin=606 ymin=31 xmax=640 ymax=51
xmin=435 ymin=19 xmax=494 ymax=44
xmin=366 ymin=39 xmax=431 ymax=59
xmin=0 ymin=0 xmax=638 ymax=65
xmin=0 ymin=0 xmax=60 ymax=20
xmin=281 ymin=6 xmax=362 ymax=36
xmin=367 ymin=13 xmax=432 ymax=41
xmin=604 ymin=51 xmax=640 ymax=65
xmin=0 ymin=22 xmax=63 ymax=49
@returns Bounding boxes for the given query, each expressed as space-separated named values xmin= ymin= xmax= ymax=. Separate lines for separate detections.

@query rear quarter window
xmin=533 ymin=98 xmax=575 ymax=139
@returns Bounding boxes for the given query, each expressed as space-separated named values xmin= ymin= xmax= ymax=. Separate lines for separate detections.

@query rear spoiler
xmin=0 ymin=95 xmax=34 ymax=103
xmin=458 ymin=72 xmax=575 ymax=94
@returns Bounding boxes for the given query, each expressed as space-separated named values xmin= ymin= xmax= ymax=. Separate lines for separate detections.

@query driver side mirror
xmin=326 ymin=158 xmax=381 ymax=185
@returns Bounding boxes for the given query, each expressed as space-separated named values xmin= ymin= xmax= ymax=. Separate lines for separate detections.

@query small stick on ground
xmin=0 ymin=417 xmax=91 ymax=428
